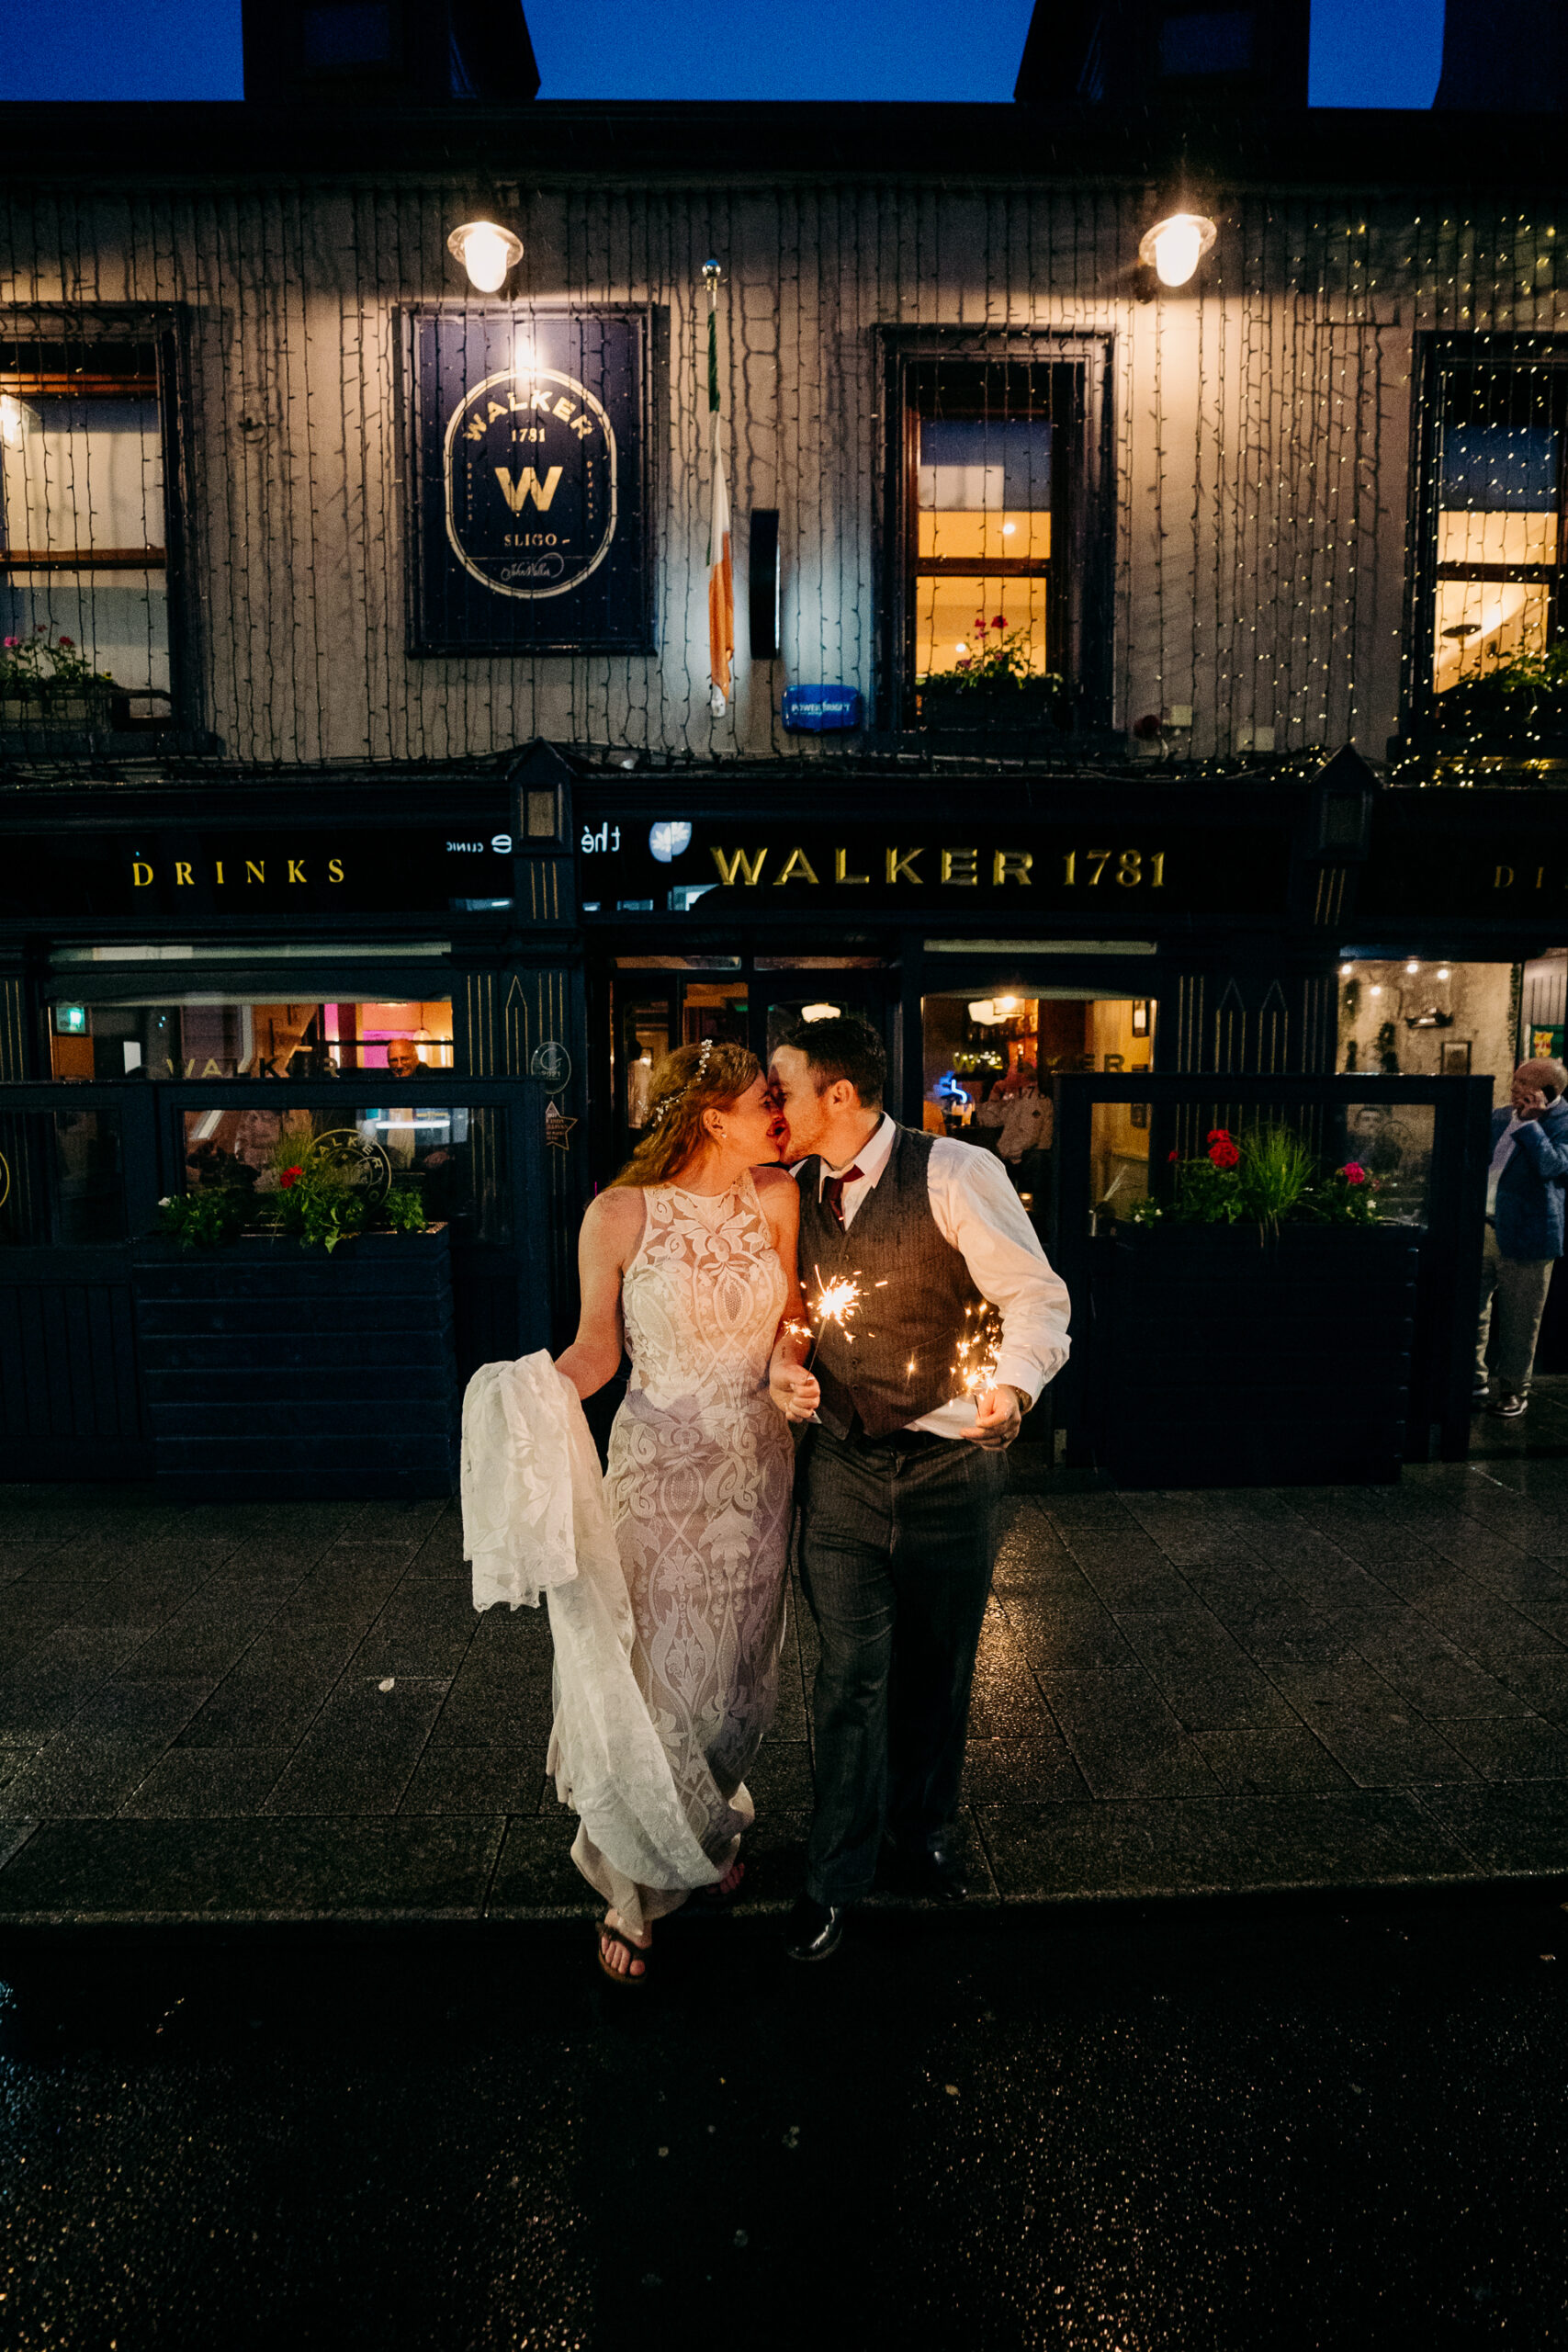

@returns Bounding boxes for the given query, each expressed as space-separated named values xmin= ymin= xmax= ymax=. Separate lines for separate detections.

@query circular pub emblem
xmin=444 ymin=366 xmax=618 ymax=602
xmin=308 ymin=1128 xmax=391 ymax=1205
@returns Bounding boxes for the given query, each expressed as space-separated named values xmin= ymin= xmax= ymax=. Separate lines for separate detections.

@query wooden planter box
xmin=918 ymin=679 xmax=1070 ymax=733
xmin=1095 ymin=1223 xmax=1419 ymax=1488
xmin=131 ymin=1227 xmax=458 ymax=1499
xmin=0 ymin=690 xmax=111 ymax=733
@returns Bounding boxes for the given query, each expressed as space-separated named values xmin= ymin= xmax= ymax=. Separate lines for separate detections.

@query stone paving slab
xmin=4 ymin=1460 xmax=1568 ymax=1926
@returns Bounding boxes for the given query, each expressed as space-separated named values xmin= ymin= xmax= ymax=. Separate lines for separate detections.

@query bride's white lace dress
xmin=587 ymin=1173 xmax=795 ymax=1928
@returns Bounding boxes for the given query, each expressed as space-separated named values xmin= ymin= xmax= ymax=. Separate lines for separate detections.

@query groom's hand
xmin=771 ymin=1361 xmax=821 ymax=1423
xmin=964 ymin=1385 xmax=1028 ymax=1449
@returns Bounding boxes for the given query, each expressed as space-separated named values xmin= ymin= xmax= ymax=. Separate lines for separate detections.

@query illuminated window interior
xmin=48 ymin=996 xmax=453 ymax=1081
xmin=905 ymin=362 xmax=1066 ymax=700
xmin=1431 ymin=364 xmax=1565 ymax=696
xmin=0 ymin=345 xmax=170 ymax=722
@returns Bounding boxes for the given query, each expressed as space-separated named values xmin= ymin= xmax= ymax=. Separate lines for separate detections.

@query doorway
xmin=920 ymin=987 xmax=1157 ymax=1243
xmin=596 ymin=952 xmax=897 ymax=1179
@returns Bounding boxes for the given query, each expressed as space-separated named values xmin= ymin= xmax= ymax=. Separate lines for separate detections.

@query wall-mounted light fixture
xmin=1137 ymin=209 xmax=1218 ymax=288
xmin=447 ymin=220 xmax=524 ymax=294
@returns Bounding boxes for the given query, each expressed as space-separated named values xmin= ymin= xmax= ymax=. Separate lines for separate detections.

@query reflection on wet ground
xmin=2 ymin=1898 xmax=1565 ymax=2345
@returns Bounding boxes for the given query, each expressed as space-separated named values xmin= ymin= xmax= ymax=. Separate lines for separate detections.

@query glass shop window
xmin=1425 ymin=349 xmax=1568 ymax=700
xmin=902 ymin=357 xmax=1079 ymax=712
xmin=177 ymin=1099 xmax=509 ymax=1244
xmin=49 ymin=996 xmax=454 ymax=1082
xmin=0 ymin=1108 xmax=126 ymax=1246
xmin=0 ymin=339 xmax=172 ymax=729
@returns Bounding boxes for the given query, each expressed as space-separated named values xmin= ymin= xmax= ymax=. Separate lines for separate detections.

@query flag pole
xmin=703 ymin=258 xmax=733 ymax=718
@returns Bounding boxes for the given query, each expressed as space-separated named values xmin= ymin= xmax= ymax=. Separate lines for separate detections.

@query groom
xmin=767 ymin=1015 xmax=1070 ymax=1962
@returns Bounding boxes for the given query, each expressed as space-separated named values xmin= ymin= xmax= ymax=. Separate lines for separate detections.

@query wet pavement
xmin=2 ymin=1894 xmax=1566 ymax=2346
xmin=8 ymin=1455 xmax=1568 ymax=1923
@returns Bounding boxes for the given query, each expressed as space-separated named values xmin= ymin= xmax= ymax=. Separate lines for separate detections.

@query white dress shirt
xmin=809 ymin=1113 xmax=1071 ymax=1438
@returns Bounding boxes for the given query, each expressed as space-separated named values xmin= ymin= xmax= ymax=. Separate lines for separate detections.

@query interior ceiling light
xmin=1340 ymin=963 xmax=1354 ymax=977
xmin=1437 ymin=967 xmax=1451 ymax=980
xmin=1405 ymin=959 xmax=1419 ymax=973
xmin=799 ymin=1002 xmax=840 ymax=1023
xmin=447 ymin=220 xmax=524 ymax=294
xmin=968 ymin=1000 xmax=1001 ymax=1024
xmin=1138 ymin=210 xmax=1218 ymax=288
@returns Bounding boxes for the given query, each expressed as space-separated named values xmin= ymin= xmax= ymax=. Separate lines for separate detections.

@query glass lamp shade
xmin=447 ymin=220 xmax=524 ymax=294
xmin=1137 ymin=211 xmax=1218 ymax=288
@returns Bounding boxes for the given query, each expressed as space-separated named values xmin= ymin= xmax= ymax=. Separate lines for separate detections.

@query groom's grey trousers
xmin=798 ymin=1424 xmax=1006 ymax=1906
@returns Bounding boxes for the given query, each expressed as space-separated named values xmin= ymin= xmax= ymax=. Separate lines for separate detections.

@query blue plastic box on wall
xmin=781 ymin=685 xmax=863 ymax=732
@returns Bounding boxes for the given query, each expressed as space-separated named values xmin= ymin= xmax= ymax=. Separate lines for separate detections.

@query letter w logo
xmin=494 ymin=464 xmax=564 ymax=514
xmin=710 ymin=845 xmax=768 ymax=886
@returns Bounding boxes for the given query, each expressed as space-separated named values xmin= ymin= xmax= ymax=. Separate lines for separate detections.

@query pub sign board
xmin=0 ymin=831 xmax=516 ymax=920
xmin=579 ymin=817 xmax=1291 ymax=915
xmin=407 ymin=307 xmax=650 ymax=654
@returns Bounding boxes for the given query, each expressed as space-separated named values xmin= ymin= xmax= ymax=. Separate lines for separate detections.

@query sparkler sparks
xmin=808 ymin=1270 xmax=863 ymax=1364
xmin=953 ymin=1303 xmax=1004 ymax=1408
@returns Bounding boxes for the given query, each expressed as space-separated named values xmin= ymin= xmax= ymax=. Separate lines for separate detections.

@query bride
xmin=555 ymin=1035 xmax=813 ymax=1982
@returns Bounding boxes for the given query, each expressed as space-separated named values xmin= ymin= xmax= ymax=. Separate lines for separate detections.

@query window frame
xmin=1406 ymin=331 xmax=1568 ymax=733
xmin=0 ymin=305 xmax=197 ymax=742
xmin=875 ymin=326 xmax=1113 ymax=737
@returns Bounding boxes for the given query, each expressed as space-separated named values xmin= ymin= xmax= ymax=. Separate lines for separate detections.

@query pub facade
xmin=3 ymin=0 xmax=1568 ymax=1486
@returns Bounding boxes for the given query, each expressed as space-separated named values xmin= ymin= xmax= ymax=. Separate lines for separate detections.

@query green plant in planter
xmin=0 ymin=623 xmax=114 ymax=706
xmin=378 ymin=1184 xmax=428 ymax=1236
xmin=267 ymin=1155 xmax=368 ymax=1252
xmin=1235 ymin=1122 xmax=1315 ymax=1230
xmin=1301 ymin=1161 xmax=1382 ymax=1227
xmin=156 ymin=1189 xmax=252 ymax=1249
xmin=1437 ymin=640 xmax=1568 ymax=737
xmin=919 ymin=613 xmax=1066 ymax=712
xmin=1133 ymin=1124 xmax=1383 ymax=1236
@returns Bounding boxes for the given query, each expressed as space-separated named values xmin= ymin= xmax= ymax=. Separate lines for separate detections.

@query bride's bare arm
xmin=755 ymin=1168 xmax=818 ymax=1420
xmin=555 ymin=1189 xmax=641 ymax=1401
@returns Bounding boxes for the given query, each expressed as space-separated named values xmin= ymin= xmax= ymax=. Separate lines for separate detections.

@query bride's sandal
xmin=596 ymin=1921 xmax=650 ymax=1985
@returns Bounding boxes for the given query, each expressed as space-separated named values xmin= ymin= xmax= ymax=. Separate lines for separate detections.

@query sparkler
xmin=953 ymin=1303 xmax=1004 ymax=1411
xmin=804 ymin=1268 xmax=863 ymax=1370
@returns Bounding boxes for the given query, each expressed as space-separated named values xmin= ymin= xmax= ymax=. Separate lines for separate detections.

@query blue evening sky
xmin=0 ymin=0 xmax=1446 ymax=107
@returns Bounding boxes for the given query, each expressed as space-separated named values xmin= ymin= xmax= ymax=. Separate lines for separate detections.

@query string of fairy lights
xmin=0 ymin=178 xmax=1565 ymax=778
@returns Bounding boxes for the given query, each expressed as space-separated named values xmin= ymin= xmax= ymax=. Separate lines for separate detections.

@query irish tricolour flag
xmin=705 ymin=264 xmax=733 ymax=715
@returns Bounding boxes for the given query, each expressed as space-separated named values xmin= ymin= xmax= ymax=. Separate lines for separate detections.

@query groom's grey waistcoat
xmin=796 ymin=1125 xmax=983 ymax=1440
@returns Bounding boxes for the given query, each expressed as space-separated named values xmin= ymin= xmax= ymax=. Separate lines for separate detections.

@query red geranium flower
xmin=1208 ymin=1136 xmax=1241 ymax=1170
xmin=56 ymin=634 xmax=73 ymax=649
xmin=1339 ymin=1162 xmax=1368 ymax=1185
xmin=973 ymin=615 xmax=988 ymax=632
xmin=1168 ymin=1148 xmax=1179 ymax=1163
xmin=1206 ymin=1128 xmax=1230 ymax=1144
xmin=991 ymin=614 xmax=1008 ymax=630
xmin=279 ymin=1165 xmax=304 ymax=1189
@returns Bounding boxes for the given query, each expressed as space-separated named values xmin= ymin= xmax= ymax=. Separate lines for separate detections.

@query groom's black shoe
xmin=785 ymin=1895 xmax=846 ymax=1962
xmin=888 ymin=1840 xmax=969 ymax=1905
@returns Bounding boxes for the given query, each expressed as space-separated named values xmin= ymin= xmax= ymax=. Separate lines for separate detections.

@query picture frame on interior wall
xmin=1440 ymin=1041 xmax=1472 ymax=1076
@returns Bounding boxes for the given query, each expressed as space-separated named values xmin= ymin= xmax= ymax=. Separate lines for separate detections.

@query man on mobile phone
xmin=1475 ymin=1057 xmax=1568 ymax=1419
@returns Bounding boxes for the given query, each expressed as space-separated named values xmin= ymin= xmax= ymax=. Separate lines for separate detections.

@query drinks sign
xmin=409 ymin=309 xmax=649 ymax=653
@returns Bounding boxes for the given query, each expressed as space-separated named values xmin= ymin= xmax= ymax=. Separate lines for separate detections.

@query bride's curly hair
xmin=609 ymin=1037 xmax=762 ymax=1189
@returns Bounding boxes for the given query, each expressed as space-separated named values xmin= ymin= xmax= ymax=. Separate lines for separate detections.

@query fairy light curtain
xmin=0 ymin=184 xmax=1563 ymax=771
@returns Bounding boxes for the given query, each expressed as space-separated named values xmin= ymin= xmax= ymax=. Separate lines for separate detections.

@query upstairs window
xmin=1415 ymin=338 xmax=1568 ymax=711
xmin=883 ymin=334 xmax=1109 ymax=735
xmin=0 ymin=333 xmax=175 ymax=731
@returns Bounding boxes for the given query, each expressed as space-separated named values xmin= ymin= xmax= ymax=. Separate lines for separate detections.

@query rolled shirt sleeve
xmin=925 ymin=1138 xmax=1072 ymax=1408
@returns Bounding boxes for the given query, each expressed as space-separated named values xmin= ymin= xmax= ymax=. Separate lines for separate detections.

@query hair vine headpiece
xmin=648 ymin=1035 xmax=716 ymax=1126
